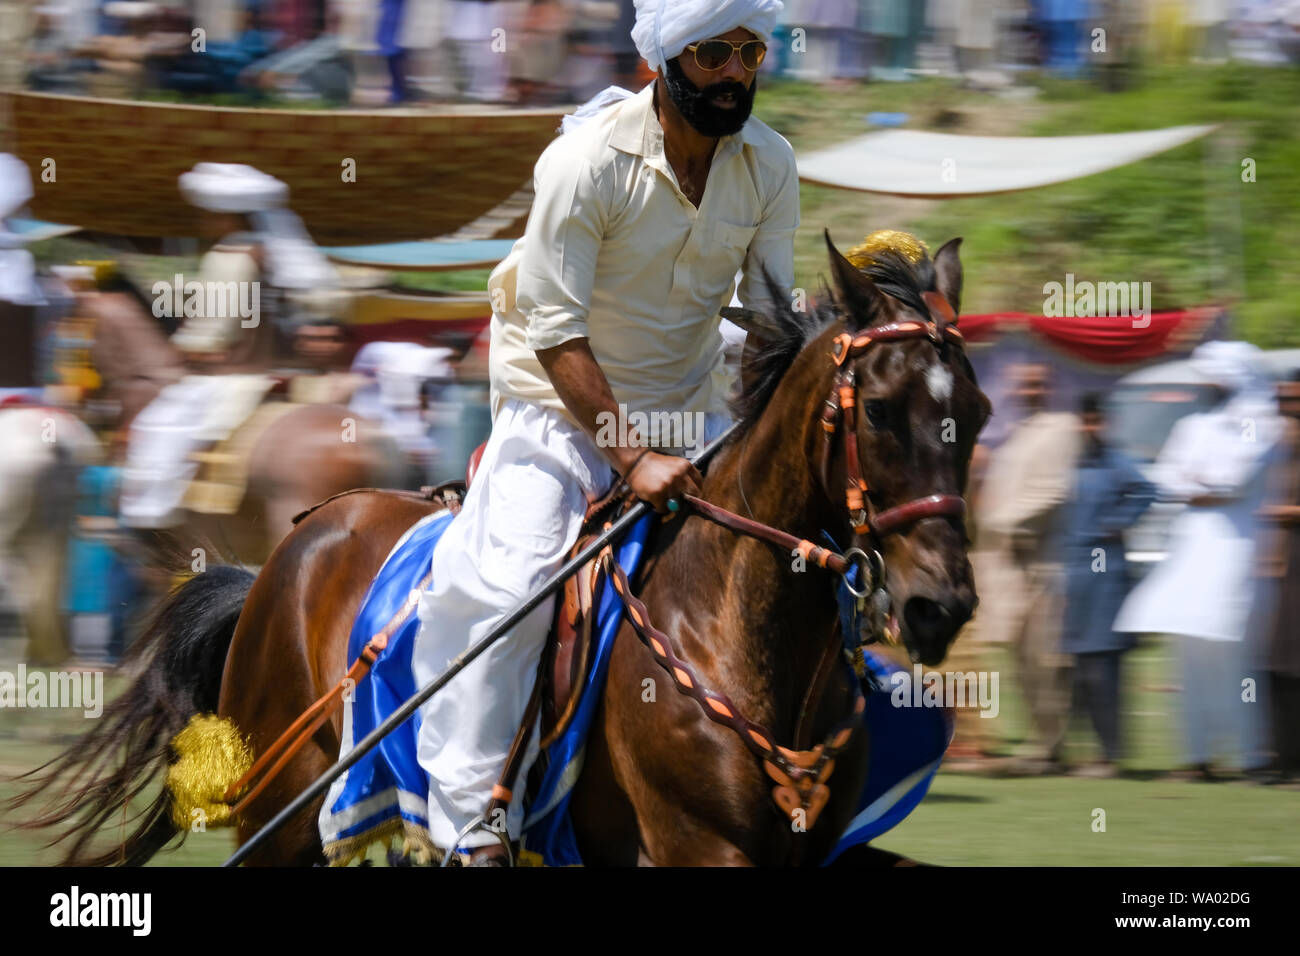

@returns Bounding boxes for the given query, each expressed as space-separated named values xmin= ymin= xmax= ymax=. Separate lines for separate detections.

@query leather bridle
xmin=691 ymin=290 xmax=974 ymax=611
xmin=820 ymin=289 xmax=969 ymax=549
xmin=591 ymin=288 xmax=978 ymax=833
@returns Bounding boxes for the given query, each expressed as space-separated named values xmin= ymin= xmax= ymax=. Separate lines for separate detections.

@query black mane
xmin=857 ymin=250 xmax=936 ymax=327
xmin=727 ymin=270 xmax=837 ymax=435
xmin=728 ymin=250 xmax=940 ymax=436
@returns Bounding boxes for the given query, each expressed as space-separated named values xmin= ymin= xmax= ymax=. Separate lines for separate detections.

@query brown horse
xmin=7 ymin=233 xmax=991 ymax=866
xmin=83 ymin=282 xmax=407 ymax=568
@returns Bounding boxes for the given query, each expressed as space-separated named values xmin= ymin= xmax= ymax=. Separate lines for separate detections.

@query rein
xmin=222 ymin=295 xmax=975 ymax=854
xmin=597 ymin=295 xmax=974 ymax=832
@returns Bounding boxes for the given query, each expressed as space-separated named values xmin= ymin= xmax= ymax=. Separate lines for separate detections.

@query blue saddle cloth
xmin=318 ymin=512 xmax=952 ymax=865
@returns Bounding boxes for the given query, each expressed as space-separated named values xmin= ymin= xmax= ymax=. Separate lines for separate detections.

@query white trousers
xmin=1177 ymin=635 xmax=1267 ymax=770
xmin=118 ymin=374 xmax=270 ymax=528
xmin=412 ymin=398 xmax=726 ymax=850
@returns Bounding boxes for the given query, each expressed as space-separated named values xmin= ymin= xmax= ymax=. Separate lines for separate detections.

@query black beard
xmin=661 ymin=56 xmax=756 ymax=137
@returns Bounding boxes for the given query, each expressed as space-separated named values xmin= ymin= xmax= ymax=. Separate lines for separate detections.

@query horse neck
xmin=706 ymin=355 xmax=840 ymax=546
xmin=670 ymin=339 xmax=845 ymax=729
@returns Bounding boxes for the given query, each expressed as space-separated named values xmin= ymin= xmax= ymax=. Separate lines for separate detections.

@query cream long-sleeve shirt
xmin=487 ymin=81 xmax=799 ymax=425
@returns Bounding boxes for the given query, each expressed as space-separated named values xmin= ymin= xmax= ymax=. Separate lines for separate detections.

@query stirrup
xmin=440 ymin=814 xmax=515 ymax=867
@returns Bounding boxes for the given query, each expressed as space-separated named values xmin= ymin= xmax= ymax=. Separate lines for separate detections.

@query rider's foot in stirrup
xmin=466 ymin=844 xmax=512 ymax=867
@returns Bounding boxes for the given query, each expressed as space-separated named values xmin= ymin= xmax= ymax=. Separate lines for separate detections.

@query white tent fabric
xmin=796 ymin=124 xmax=1217 ymax=196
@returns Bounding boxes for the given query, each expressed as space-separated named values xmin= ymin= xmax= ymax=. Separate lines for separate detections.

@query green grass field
xmin=876 ymin=640 xmax=1299 ymax=867
xmin=1 ymin=636 xmax=1294 ymax=867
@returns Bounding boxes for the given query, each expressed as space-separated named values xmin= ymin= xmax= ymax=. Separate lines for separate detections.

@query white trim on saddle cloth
xmin=318 ymin=509 xmax=452 ymax=856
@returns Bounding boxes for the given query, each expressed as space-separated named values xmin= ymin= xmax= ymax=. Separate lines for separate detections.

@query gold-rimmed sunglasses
xmin=684 ymin=38 xmax=768 ymax=72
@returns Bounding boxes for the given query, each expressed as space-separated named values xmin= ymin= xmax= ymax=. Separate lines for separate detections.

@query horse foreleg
xmin=630 ymin=781 xmax=758 ymax=866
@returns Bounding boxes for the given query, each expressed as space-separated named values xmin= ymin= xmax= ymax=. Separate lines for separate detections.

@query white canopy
xmin=796 ymin=124 xmax=1217 ymax=196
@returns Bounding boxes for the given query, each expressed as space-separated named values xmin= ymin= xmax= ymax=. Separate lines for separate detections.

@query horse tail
xmin=3 ymin=564 xmax=255 ymax=866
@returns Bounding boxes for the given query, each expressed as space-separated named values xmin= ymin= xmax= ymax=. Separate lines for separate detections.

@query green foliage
xmin=24 ymin=66 xmax=1300 ymax=345
xmin=756 ymin=65 xmax=1300 ymax=347
xmin=390 ymin=269 xmax=494 ymax=293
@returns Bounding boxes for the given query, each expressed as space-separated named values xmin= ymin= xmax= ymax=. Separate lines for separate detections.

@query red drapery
xmin=956 ymin=308 xmax=1220 ymax=365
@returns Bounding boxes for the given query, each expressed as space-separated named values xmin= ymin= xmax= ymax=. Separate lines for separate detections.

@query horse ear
xmin=932 ymin=237 xmax=963 ymax=317
xmin=824 ymin=229 xmax=882 ymax=332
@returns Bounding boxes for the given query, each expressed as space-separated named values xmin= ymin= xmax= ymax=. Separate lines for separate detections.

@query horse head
xmin=727 ymin=230 xmax=991 ymax=666
xmin=819 ymin=230 xmax=991 ymax=665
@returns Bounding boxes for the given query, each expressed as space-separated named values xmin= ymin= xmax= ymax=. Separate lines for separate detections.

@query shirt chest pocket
xmin=696 ymin=219 xmax=758 ymax=297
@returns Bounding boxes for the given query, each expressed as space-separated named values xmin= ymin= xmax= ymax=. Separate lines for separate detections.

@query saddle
xmin=464 ymin=440 xmax=634 ymax=748
xmin=455 ymin=441 xmax=642 ymax=841
xmin=257 ymin=449 xmax=628 ymax=837
xmin=184 ymin=397 xmax=295 ymax=514
xmin=288 ymin=441 xmax=639 ymax=855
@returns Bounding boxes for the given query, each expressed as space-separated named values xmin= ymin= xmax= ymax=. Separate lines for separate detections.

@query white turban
xmin=1190 ymin=340 xmax=1270 ymax=397
xmin=0 ymin=153 xmax=34 ymax=227
xmin=179 ymin=163 xmax=289 ymax=214
xmin=631 ymin=0 xmax=784 ymax=73
xmin=1189 ymin=339 xmax=1280 ymax=453
xmin=178 ymin=163 xmax=337 ymax=292
xmin=0 ymin=155 xmax=42 ymax=304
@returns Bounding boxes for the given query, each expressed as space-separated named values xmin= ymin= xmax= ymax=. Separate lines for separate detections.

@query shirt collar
xmin=609 ymin=80 xmax=762 ymax=160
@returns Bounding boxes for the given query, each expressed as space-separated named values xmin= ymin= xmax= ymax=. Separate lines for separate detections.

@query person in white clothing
xmin=1113 ymin=340 xmax=1284 ymax=779
xmin=120 ymin=163 xmax=339 ymax=528
xmin=0 ymin=154 xmax=45 ymax=395
xmin=411 ymin=0 xmax=796 ymax=863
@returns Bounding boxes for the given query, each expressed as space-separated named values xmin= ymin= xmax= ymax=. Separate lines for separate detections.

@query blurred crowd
xmin=956 ymin=354 xmax=1300 ymax=785
xmin=2 ymin=132 xmax=1299 ymax=786
xmin=4 ymin=0 xmax=1300 ymax=106
xmin=0 ymin=155 xmax=493 ymax=664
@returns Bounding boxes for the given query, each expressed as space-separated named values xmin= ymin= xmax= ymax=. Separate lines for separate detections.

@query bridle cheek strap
xmin=823 ymin=303 xmax=967 ymax=541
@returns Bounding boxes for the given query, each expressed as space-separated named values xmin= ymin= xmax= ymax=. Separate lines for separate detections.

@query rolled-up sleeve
xmin=518 ymin=138 xmax=608 ymax=352
xmin=737 ymin=139 xmax=799 ymax=314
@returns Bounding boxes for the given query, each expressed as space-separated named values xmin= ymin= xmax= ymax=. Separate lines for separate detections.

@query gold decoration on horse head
xmin=845 ymin=230 xmax=930 ymax=270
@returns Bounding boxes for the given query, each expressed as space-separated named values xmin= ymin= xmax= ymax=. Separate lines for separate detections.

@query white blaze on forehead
xmin=926 ymin=362 xmax=954 ymax=403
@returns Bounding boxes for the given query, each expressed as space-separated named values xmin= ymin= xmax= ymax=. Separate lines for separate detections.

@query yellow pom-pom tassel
xmin=409 ymin=843 xmax=432 ymax=867
xmin=166 ymin=714 xmax=254 ymax=831
xmin=73 ymin=259 xmax=118 ymax=286
xmin=845 ymin=230 xmax=929 ymax=270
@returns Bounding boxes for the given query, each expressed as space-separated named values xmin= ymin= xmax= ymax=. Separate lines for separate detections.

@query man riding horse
xmin=414 ymin=0 xmax=796 ymax=864
xmin=118 ymin=162 xmax=346 ymax=531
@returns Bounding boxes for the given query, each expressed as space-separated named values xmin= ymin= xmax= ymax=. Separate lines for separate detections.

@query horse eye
xmin=863 ymin=399 xmax=888 ymax=429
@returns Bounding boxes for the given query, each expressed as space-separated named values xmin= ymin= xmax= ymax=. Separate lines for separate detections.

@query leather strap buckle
xmin=830 ymin=333 xmax=853 ymax=367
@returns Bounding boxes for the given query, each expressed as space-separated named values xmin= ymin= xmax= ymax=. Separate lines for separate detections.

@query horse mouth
xmin=901 ymin=595 xmax=969 ymax=667
xmin=905 ymin=640 xmax=950 ymax=668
